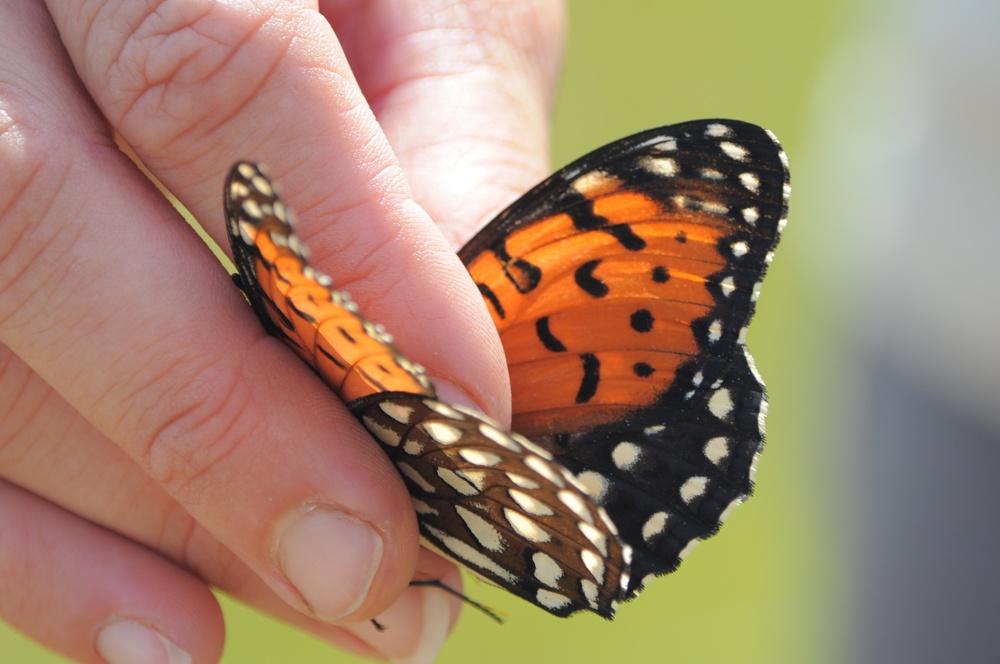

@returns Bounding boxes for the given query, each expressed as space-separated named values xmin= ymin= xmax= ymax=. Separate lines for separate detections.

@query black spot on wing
xmin=478 ymin=282 xmax=506 ymax=320
xmin=576 ymin=353 xmax=601 ymax=403
xmin=575 ymin=260 xmax=609 ymax=298
xmin=536 ymin=316 xmax=568 ymax=352
xmin=630 ymin=309 xmax=654 ymax=333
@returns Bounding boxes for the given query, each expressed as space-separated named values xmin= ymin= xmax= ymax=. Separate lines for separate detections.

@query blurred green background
xmin=0 ymin=2 xmax=850 ymax=662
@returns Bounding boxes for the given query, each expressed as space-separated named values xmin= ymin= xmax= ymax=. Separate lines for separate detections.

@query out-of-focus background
xmin=6 ymin=0 xmax=999 ymax=662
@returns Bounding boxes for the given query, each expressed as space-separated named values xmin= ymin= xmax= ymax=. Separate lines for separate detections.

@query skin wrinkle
xmin=0 ymin=357 xmax=50 ymax=469
xmin=108 ymin=4 xmax=277 ymax=155
xmin=0 ymin=503 xmax=42 ymax=618
xmin=137 ymin=346 xmax=255 ymax=499
xmin=0 ymin=371 xmax=232 ymax=589
xmin=0 ymin=163 xmax=46 ymax=294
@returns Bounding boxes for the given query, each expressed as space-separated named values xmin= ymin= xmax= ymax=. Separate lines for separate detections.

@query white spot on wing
xmin=509 ymin=489 xmax=555 ymax=517
xmin=507 ymin=473 xmax=541 ymax=490
xmin=425 ymin=524 xmax=515 ymax=583
xmin=742 ymin=207 xmax=760 ymax=224
xmin=398 ymin=462 xmax=435 ymax=493
xmin=705 ymin=123 xmax=733 ymax=138
xmin=637 ymin=155 xmax=678 ymax=177
xmin=459 ymin=449 xmax=502 ymax=466
xmin=412 ymin=499 xmax=437 ymax=516
xmin=701 ymin=201 xmax=730 ymax=215
xmin=420 ymin=421 xmax=463 ymax=445
xmin=379 ymin=402 xmax=415 ymax=424
xmin=558 ymin=490 xmax=593 ymax=524
xmin=576 ymin=471 xmax=608 ymax=501
xmin=456 ymin=505 xmax=504 ymax=551
xmin=580 ymin=549 xmax=606 ymax=584
xmin=731 ymin=240 xmax=749 ymax=257
xmin=437 ymin=467 xmax=479 ymax=496
xmin=739 ymin=172 xmax=761 ymax=193
xmin=704 ymin=437 xmax=730 ymax=465
xmin=719 ymin=275 xmax=736 ymax=296
xmin=581 ymin=579 xmax=599 ymax=606
xmin=708 ymin=388 xmax=734 ymax=419
xmin=612 ymin=442 xmax=641 ymax=470
xmin=525 ymin=456 xmax=565 ymax=488
xmin=578 ymin=521 xmax=609 ymax=556
xmin=479 ymin=423 xmax=522 ymax=452
xmin=680 ymin=476 xmax=709 ymax=504
xmin=642 ymin=511 xmax=669 ymax=543
xmin=456 ymin=469 xmax=487 ymax=491
xmin=363 ymin=416 xmax=401 ymax=447
xmin=720 ymin=141 xmax=750 ymax=162
xmin=652 ymin=136 xmax=678 ymax=151
xmin=532 ymin=551 xmax=563 ymax=588
xmin=708 ymin=319 xmax=723 ymax=343
xmin=505 ymin=509 xmax=551 ymax=543
xmin=423 ymin=400 xmax=464 ymax=420
xmin=571 ymin=170 xmax=618 ymax=196
xmin=536 ymin=589 xmax=572 ymax=611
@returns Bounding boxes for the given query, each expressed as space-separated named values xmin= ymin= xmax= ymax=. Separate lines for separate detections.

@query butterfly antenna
xmin=410 ymin=579 xmax=506 ymax=624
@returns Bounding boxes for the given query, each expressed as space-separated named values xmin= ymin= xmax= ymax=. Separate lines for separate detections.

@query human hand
xmin=0 ymin=1 xmax=565 ymax=662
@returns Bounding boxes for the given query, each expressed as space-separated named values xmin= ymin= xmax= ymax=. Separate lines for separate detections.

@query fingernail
xmin=431 ymin=378 xmax=493 ymax=420
xmin=348 ymin=583 xmax=454 ymax=664
xmin=391 ymin=588 xmax=452 ymax=664
xmin=276 ymin=505 xmax=384 ymax=621
xmin=95 ymin=620 xmax=191 ymax=664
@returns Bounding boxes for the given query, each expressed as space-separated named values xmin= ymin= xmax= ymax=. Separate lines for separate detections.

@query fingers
xmin=326 ymin=0 xmax=568 ymax=243
xmin=45 ymin=0 xmax=509 ymax=417
xmin=0 ymin=1 xmax=419 ymax=623
xmin=0 ymin=479 xmax=223 ymax=664
xmin=0 ymin=346 xmax=461 ymax=662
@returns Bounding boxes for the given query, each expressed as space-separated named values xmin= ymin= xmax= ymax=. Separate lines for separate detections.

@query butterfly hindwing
xmin=459 ymin=119 xmax=789 ymax=595
xmin=352 ymin=393 xmax=631 ymax=617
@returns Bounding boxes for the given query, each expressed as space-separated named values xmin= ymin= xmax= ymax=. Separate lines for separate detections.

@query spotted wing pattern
xmin=225 ymin=118 xmax=788 ymax=617
xmin=226 ymin=162 xmax=630 ymax=618
xmin=458 ymin=119 xmax=789 ymax=594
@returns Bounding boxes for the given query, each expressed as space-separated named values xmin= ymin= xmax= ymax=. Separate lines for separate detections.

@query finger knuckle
xmin=134 ymin=348 xmax=259 ymax=503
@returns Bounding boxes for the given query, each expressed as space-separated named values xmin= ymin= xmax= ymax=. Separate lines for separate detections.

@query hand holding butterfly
xmin=0 ymin=1 xmax=565 ymax=662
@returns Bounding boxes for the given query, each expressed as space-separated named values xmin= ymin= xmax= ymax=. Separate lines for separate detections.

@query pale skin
xmin=0 ymin=1 xmax=566 ymax=662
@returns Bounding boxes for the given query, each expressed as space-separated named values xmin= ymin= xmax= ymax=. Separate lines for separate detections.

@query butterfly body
xmin=226 ymin=119 xmax=789 ymax=618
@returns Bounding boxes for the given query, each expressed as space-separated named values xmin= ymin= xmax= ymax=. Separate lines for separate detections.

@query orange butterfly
xmin=226 ymin=119 xmax=789 ymax=618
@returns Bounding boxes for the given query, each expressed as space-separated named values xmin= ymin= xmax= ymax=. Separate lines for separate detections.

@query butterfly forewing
xmin=225 ymin=162 xmax=434 ymax=402
xmin=459 ymin=119 xmax=789 ymax=596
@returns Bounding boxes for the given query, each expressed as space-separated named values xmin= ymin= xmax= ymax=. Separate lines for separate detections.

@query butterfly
xmin=225 ymin=119 xmax=789 ymax=619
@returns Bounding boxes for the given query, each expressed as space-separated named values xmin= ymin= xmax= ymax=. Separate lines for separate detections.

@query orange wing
xmin=460 ymin=119 xmax=789 ymax=592
xmin=225 ymin=162 xmax=433 ymax=402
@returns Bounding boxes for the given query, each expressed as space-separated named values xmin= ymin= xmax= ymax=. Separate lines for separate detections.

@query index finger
xmin=47 ymin=0 xmax=509 ymax=418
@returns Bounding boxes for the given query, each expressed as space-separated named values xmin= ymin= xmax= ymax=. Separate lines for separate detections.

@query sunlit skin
xmin=0 ymin=1 xmax=566 ymax=662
